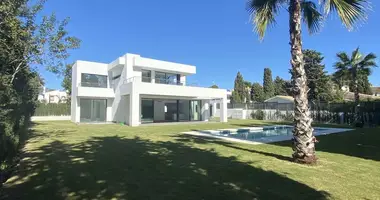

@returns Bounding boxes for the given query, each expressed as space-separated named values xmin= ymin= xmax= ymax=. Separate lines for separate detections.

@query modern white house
xmin=71 ymin=53 xmax=228 ymax=126
xmin=38 ymin=87 xmax=68 ymax=103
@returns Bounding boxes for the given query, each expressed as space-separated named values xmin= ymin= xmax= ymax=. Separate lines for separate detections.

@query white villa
xmin=71 ymin=53 xmax=228 ymax=126
xmin=38 ymin=87 xmax=68 ymax=103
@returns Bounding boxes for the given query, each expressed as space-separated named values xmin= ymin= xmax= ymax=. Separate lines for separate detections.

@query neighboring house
xmin=264 ymin=95 xmax=294 ymax=104
xmin=343 ymin=92 xmax=380 ymax=101
xmin=71 ymin=53 xmax=228 ymax=126
xmin=371 ymin=87 xmax=380 ymax=97
xmin=38 ymin=87 xmax=67 ymax=103
xmin=227 ymin=90 xmax=232 ymax=103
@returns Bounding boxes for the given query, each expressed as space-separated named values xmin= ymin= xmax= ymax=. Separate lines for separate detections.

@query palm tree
xmin=334 ymin=48 xmax=377 ymax=121
xmin=247 ymin=0 xmax=371 ymax=164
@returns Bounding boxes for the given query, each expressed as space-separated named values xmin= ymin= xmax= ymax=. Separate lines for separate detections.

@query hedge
xmin=34 ymin=103 xmax=71 ymax=116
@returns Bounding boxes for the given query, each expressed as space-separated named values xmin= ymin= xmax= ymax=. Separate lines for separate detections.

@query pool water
xmin=210 ymin=126 xmax=328 ymax=141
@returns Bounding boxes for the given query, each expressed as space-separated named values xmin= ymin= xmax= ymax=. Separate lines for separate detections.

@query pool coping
xmin=182 ymin=126 xmax=354 ymax=145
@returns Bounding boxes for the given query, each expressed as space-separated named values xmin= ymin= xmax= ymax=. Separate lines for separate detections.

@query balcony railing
xmin=124 ymin=76 xmax=198 ymax=86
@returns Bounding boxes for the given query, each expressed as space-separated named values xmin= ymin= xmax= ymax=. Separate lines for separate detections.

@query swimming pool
xmin=182 ymin=125 xmax=353 ymax=145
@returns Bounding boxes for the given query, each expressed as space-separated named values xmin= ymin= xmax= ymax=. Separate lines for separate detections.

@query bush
xmin=251 ymin=109 xmax=265 ymax=120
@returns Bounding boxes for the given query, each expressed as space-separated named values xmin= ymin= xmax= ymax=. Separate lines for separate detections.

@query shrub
xmin=34 ymin=103 xmax=70 ymax=116
xmin=251 ymin=109 xmax=265 ymax=120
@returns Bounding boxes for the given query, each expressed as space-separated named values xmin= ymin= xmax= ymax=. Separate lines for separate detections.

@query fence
xmin=34 ymin=103 xmax=71 ymax=116
xmin=224 ymin=102 xmax=380 ymax=125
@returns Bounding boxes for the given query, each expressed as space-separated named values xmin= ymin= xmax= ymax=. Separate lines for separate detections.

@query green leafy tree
xmin=348 ymin=72 xmax=372 ymax=95
xmin=273 ymin=76 xmax=288 ymax=96
xmin=251 ymin=82 xmax=265 ymax=102
xmin=247 ymin=0 xmax=370 ymax=164
xmin=290 ymin=49 xmax=334 ymax=102
xmin=231 ymin=72 xmax=246 ymax=103
xmin=263 ymin=68 xmax=274 ymax=98
xmin=333 ymin=48 xmax=377 ymax=120
xmin=209 ymin=84 xmax=219 ymax=88
xmin=61 ymin=63 xmax=73 ymax=103
xmin=0 ymin=0 xmax=80 ymax=171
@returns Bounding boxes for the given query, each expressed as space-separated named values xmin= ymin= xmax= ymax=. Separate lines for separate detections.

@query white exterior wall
xmin=71 ymin=63 xmax=79 ymax=122
xmin=71 ymin=53 xmax=228 ymax=126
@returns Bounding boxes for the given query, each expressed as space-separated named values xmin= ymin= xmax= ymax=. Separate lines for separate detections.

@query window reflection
xmin=81 ymin=73 xmax=108 ymax=88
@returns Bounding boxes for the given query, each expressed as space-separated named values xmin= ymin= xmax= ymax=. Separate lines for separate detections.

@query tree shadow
xmin=270 ymin=128 xmax=380 ymax=162
xmin=1 ymin=134 xmax=330 ymax=199
xmin=174 ymin=134 xmax=293 ymax=162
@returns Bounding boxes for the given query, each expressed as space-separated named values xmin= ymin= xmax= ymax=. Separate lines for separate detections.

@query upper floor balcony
xmin=120 ymin=76 xmax=226 ymax=99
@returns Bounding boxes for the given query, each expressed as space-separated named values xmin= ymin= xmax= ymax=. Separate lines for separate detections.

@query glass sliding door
xmin=190 ymin=100 xmax=201 ymax=121
xmin=80 ymin=99 xmax=107 ymax=122
xmin=141 ymin=99 xmax=154 ymax=123
xmin=164 ymin=100 xmax=177 ymax=122
xmin=178 ymin=100 xmax=190 ymax=121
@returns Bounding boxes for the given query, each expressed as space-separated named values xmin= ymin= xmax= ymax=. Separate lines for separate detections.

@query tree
xmin=0 ymin=0 xmax=80 ymax=172
xmin=62 ymin=63 xmax=73 ymax=103
xmin=333 ymin=48 xmax=377 ymax=120
xmin=231 ymin=72 xmax=246 ymax=103
xmin=251 ymin=82 xmax=265 ymax=102
xmin=247 ymin=0 xmax=370 ymax=164
xmin=263 ymin=68 xmax=274 ymax=98
xmin=290 ymin=49 xmax=334 ymax=102
xmin=349 ymin=72 xmax=372 ymax=95
xmin=209 ymin=84 xmax=219 ymax=88
xmin=273 ymin=76 xmax=288 ymax=96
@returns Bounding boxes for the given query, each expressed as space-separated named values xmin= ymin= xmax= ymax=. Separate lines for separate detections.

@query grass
xmin=1 ymin=120 xmax=379 ymax=199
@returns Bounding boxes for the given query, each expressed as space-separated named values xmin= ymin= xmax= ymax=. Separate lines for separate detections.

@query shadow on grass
xmin=1 ymin=131 xmax=330 ymax=199
xmin=229 ymin=122 xmax=380 ymax=162
xmin=174 ymin=134 xmax=293 ymax=162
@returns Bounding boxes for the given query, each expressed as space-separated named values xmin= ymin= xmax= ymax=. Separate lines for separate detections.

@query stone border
xmin=182 ymin=126 xmax=353 ymax=145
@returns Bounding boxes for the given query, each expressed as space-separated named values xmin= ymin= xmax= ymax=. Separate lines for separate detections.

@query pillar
xmin=220 ymin=97 xmax=228 ymax=123
xmin=129 ymin=91 xmax=140 ymax=126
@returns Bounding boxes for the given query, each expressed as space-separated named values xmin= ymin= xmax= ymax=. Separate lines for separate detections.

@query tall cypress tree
xmin=263 ymin=68 xmax=274 ymax=99
xmin=232 ymin=72 xmax=245 ymax=103
xmin=251 ymin=82 xmax=265 ymax=102
xmin=273 ymin=76 xmax=288 ymax=96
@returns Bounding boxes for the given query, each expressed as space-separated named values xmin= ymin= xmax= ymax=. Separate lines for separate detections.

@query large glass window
xmin=155 ymin=72 xmax=179 ymax=85
xmin=80 ymin=99 xmax=107 ymax=122
xmin=81 ymin=73 xmax=107 ymax=88
xmin=141 ymin=99 xmax=200 ymax=123
xmin=141 ymin=99 xmax=154 ymax=123
xmin=141 ymin=70 xmax=151 ymax=83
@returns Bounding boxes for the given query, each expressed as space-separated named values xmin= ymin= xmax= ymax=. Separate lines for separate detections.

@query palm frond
xmin=247 ymin=0 xmax=285 ymax=40
xmin=351 ymin=47 xmax=362 ymax=64
xmin=321 ymin=0 xmax=369 ymax=30
xmin=361 ymin=60 xmax=377 ymax=68
xmin=359 ymin=52 xmax=377 ymax=66
xmin=334 ymin=61 xmax=348 ymax=70
xmin=302 ymin=1 xmax=323 ymax=34
xmin=336 ymin=52 xmax=350 ymax=63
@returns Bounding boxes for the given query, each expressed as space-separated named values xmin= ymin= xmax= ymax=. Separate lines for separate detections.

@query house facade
xmin=38 ymin=87 xmax=67 ymax=103
xmin=71 ymin=53 xmax=228 ymax=126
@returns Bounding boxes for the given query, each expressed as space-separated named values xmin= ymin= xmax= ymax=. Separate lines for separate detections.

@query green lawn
xmin=1 ymin=120 xmax=379 ymax=199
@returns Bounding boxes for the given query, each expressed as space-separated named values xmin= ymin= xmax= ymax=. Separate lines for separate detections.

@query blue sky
xmin=39 ymin=0 xmax=380 ymax=90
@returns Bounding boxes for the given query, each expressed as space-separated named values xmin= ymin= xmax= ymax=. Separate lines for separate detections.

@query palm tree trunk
xmin=289 ymin=0 xmax=316 ymax=164
xmin=353 ymin=70 xmax=360 ymax=123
